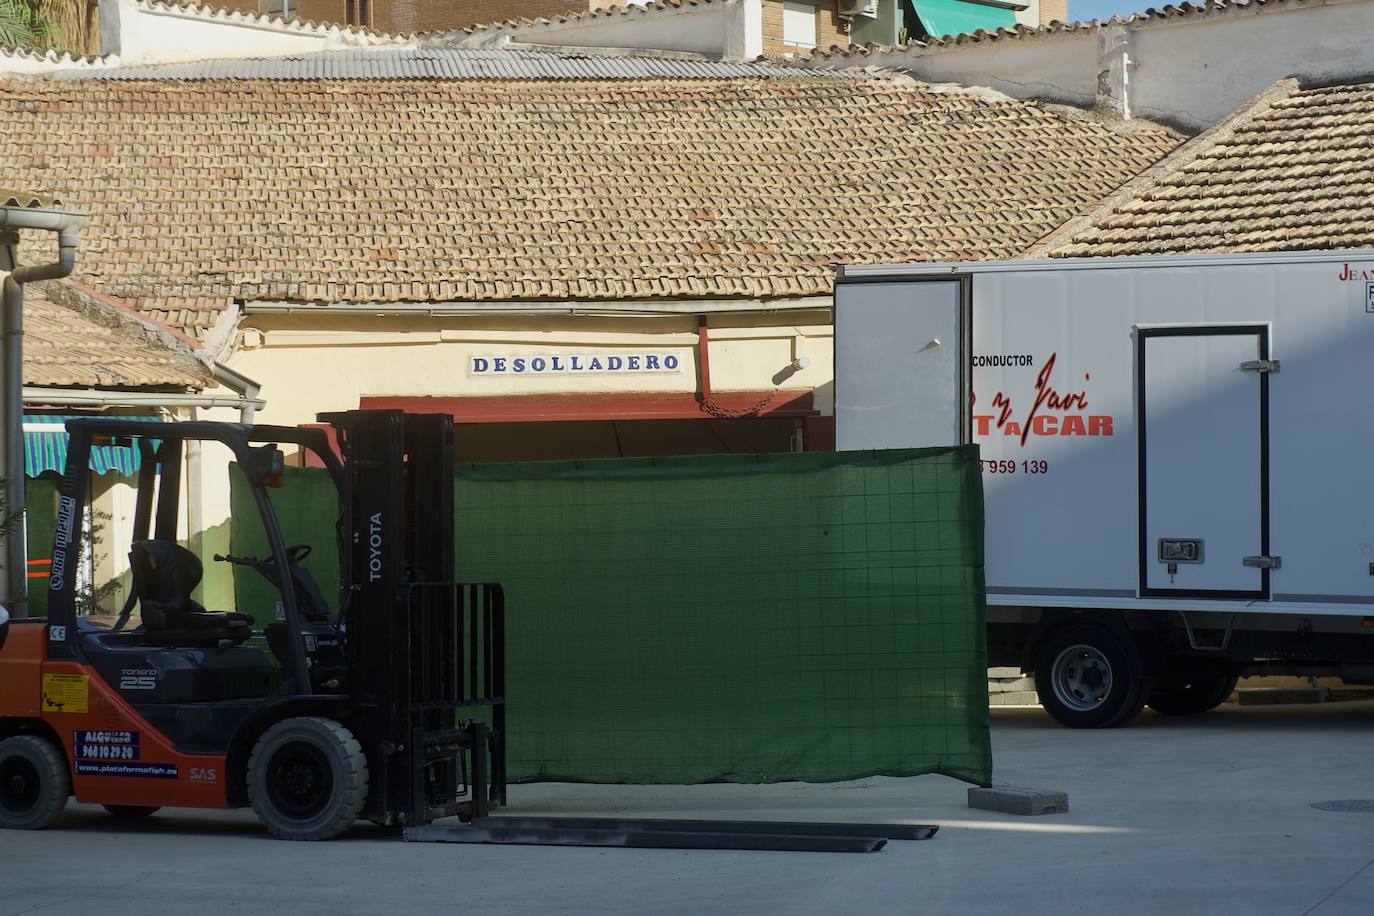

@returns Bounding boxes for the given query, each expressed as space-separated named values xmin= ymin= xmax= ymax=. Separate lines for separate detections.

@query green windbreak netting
xmin=458 ymin=446 xmax=990 ymax=786
xmin=231 ymin=447 xmax=991 ymax=787
xmin=229 ymin=465 xmax=342 ymax=628
xmin=24 ymin=475 xmax=59 ymax=618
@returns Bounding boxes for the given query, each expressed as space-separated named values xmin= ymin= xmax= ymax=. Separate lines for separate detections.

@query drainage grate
xmin=1311 ymin=800 xmax=1374 ymax=813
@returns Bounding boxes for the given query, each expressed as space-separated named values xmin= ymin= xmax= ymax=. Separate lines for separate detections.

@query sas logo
xmin=190 ymin=767 xmax=218 ymax=784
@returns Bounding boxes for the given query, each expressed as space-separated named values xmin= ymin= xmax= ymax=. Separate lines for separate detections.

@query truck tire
xmin=1034 ymin=625 xmax=1146 ymax=728
xmin=0 ymin=735 xmax=70 ymax=829
xmin=1147 ymin=672 xmax=1239 ymax=716
xmin=247 ymin=717 xmax=368 ymax=841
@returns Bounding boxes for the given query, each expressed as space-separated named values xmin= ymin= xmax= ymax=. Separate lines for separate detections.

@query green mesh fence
xmin=24 ymin=475 xmax=59 ymax=619
xmin=231 ymin=446 xmax=991 ymax=787
xmin=229 ymin=465 xmax=342 ymax=628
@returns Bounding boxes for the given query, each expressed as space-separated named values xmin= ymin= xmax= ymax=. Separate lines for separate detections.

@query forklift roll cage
xmin=42 ymin=412 xmax=506 ymax=826
xmin=47 ymin=419 xmax=342 ymax=692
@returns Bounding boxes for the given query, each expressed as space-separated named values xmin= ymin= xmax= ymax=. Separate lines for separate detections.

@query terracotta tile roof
xmin=1042 ymin=79 xmax=1374 ymax=258
xmin=1 ymin=74 xmax=1179 ymax=304
xmin=22 ymin=286 xmax=213 ymax=389
xmin=96 ymin=294 xmax=235 ymax=341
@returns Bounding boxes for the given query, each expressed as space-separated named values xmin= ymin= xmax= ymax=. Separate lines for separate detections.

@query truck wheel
xmin=1034 ymin=626 xmax=1146 ymax=728
xmin=103 ymin=805 xmax=161 ymax=819
xmin=247 ymin=717 xmax=368 ymax=841
xmin=0 ymin=736 xmax=70 ymax=829
xmin=1147 ymin=672 xmax=1239 ymax=716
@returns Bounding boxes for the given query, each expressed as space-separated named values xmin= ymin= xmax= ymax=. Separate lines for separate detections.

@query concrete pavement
xmin=5 ymin=701 xmax=1373 ymax=915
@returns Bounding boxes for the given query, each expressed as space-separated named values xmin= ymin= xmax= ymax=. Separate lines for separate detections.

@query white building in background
xmin=13 ymin=0 xmax=1367 ymax=134
xmin=803 ymin=0 xmax=1374 ymax=132
xmin=454 ymin=0 xmax=1057 ymax=60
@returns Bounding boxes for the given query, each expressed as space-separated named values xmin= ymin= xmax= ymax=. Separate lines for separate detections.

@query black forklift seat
xmin=116 ymin=540 xmax=254 ymax=647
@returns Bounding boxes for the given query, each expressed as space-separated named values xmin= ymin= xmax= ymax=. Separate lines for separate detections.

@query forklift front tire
xmin=0 ymin=735 xmax=70 ymax=830
xmin=248 ymin=717 xmax=369 ymax=841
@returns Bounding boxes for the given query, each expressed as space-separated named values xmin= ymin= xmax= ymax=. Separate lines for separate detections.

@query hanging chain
xmin=699 ymin=390 xmax=779 ymax=419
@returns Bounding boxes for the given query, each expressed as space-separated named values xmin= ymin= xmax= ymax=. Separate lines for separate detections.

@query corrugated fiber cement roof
xmin=54 ymin=47 xmax=860 ymax=82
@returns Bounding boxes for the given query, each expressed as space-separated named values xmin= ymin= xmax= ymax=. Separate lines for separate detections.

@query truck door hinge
xmin=1240 ymin=359 xmax=1280 ymax=373
xmin=1243 ymin=555 xmax=1281 ymax=569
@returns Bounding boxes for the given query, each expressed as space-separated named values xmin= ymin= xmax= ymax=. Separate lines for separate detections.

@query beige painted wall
xmin=226 ymin=310 xmax=836 ymax=430
xmin=175 ymin=308 xmax=835 ymax=619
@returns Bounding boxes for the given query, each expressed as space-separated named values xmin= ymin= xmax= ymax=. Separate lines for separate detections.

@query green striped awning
xmin=23 ymin=415 xmax=158 ymax=477
xmin=911 ymin=0 xmax=1016 ymax=38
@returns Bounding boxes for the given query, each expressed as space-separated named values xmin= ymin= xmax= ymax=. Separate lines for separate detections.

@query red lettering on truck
xmin=973 ymin=352 xmax=1114 ymax=446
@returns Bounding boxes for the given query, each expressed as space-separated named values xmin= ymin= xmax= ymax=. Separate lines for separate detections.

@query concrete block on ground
xmin=968 ymin=786 xmax=1069 ymax=816
xmin=987 ymin=667 xmax=1023 ymax=679
xmin=1236 ymin=687 xmax=1329 ymax=706
xmin=989 ymin=691 xmax=1041 ymax=707
xmin=989 ymin=676 xmax=1035 ymax=693
xmin=1327 ymin=686 xmax=1374 ymax=702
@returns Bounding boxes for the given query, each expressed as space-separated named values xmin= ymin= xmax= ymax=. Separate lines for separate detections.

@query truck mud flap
xmin=404 ymin=817 xmax=937 ymax=852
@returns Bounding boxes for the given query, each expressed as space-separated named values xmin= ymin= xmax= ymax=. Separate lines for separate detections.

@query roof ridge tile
xmin=802 ymin=0 xmax=1314 ymax=58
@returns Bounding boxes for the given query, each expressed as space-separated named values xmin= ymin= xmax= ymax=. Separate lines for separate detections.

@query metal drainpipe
xmin=0 ymin=210 xmax=87 ymax=617
xmin=695 ymin=315 xmax=712 ymax=407
xmin=184 ymin=406 xmax=204 ymax=600
xmin=211 ymin=362 xmax=262 ymax=425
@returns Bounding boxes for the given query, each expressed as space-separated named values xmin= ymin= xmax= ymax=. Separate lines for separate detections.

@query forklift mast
xmin=323 ymin=410 xmax=505 ymax=825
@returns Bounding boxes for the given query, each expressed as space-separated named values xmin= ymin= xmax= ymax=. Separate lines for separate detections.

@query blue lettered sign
xmin=471 ymin=353 xmax=683 ymax=376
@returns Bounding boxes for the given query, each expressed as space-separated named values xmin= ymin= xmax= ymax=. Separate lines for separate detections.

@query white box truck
xmin=834 ymin=250 xmax=1374 ymax=727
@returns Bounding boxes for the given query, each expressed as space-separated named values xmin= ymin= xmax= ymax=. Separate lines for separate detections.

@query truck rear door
xmin=834 ymin=277 xmax=969 ymax=450
xmin=1138 ymin=325 xmax=1272 ymax=599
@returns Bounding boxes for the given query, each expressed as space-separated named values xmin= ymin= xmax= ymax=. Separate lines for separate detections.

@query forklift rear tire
xmin=1034 ymin=625 xmax=1146 ymax=729
xmin=0 ymin=736 xmax=70 ymax=830
xmin=248 ymin=717 xmax=368 ymax=841
xmin=103 ymin=805 xmax=160 ymax=819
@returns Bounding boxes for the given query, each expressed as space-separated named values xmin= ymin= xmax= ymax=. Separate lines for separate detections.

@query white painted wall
xmin=810 ymin=0 xmax=1374 ymax=133
xmin=1128 ymin=4 xmax=1374 ymax=130
xmin=903 ymin=30 xmax=1097 ymax=110
xmin=493 ymin=0 xmax=762 ymax=61
xmin=96 ymin=0 xmax=404 ymax=66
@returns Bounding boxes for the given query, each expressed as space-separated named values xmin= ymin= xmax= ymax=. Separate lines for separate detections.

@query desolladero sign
xmin=470 ymin=353 xmax=684 ymax=376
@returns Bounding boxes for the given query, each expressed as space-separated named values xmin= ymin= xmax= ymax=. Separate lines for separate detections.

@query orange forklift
xmin=0 ymin=410 xmax=506 ymax=840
